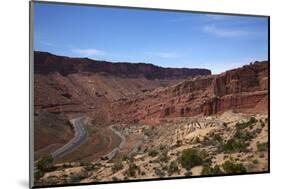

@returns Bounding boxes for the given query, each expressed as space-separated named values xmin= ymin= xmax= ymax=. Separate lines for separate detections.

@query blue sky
xmin=34 ymin=2 xmax=268 ymax=74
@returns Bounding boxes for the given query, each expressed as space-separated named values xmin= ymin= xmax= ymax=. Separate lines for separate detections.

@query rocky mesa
xmin=34 ymin=51 xmax=211 ymax=79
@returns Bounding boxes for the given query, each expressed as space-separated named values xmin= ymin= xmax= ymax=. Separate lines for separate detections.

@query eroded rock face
xmin=110 ymin=61 xmax=268 ymax=125
xmin=34 ymin=51 xmax=211 ymax=79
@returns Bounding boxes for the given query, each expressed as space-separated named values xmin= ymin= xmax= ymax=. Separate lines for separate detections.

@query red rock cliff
xmin=110 ymin=61 xmax=268 ymax=125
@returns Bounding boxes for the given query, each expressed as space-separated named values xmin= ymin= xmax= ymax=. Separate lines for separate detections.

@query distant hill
xmin=34 ymin=51 xmax=211 ymax=79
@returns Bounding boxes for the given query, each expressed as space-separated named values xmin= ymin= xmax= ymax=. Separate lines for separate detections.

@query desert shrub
xmin=159 ymin=149 xmax=169 ymax=162
xmin=223 ymin=122 xmax=228 ymax=127
xmin=62 ymin=163 xmax=72 ymax=169
xmin=168 ymin=161 xmax=179 ymax=175
xmin=249 ymin=117 xmax=257 ymax=124
xmin=175 ymin=140 xmax=182 ymax=147
xmin=201 ymin=165 xmax=223 ymax=176
xmin=213 ymin=134 xmax=223 ymax=142
xmin=122 ymin=155 xmax=128 ymax=161
xmin=83 ymin=163 xmax=96 ymax=171
xmin=126 ymin=163 xmax=139 ymax=177
xmin=69 ymin=172 xmax=87 ymax=183
xmin=222 ymin=161 xmax=247 ymax=174
xmin=79 ymin=160 xmax=91 ymax=167
xmin=257 ymin=142 xmax=268 ymax=152
xmin=154 ymin=168 xmax=166 ymax=177
xmin=148 ymin=149 xmax=158 ymax=157
xmin=159 ymin=144 xmax=166 ymax=151
xmin=252 ymin=159 xmax=259 ymax=164
xmin=235 ymin=118 xmax=256 ymax=130
xmin=112 ymin=176 xmax=118 ymax=181
xmin=259 ymin=153 xmax=265 ymax=158
xmin=162 ymin=165 xmax=168 ymax=171
xmin=43 ymin=176 xmax=56 ymax=185
xmin=36 ymin=154 xmax=54 ymax=172
xmin=223 ymin=138 xmax=247 ymax=153
xmin=195 ymin=136 xmax=201 ymax=143
xmin=179 ymin=148 xmax=204 ymax=170
xmin=202 ymin=134 xmax=222 ymax=147
xmin=34 ymin=170 xmax=44 ymax=180
xmin=69 ymin=174 xmax=81 ymax=183
xmin=144 ymin=128 xmax=153 ymax=137
xmin=112 ymin=159 xmax=124 ymax=173
xmin=234 ymin=129 xmax=254 ymax=141
xmin=184 ymin=171 xmax=192 ymax=176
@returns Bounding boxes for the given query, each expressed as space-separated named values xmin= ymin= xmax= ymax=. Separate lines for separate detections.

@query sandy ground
xmin=36 ymin=111 xmax=268 ymax=186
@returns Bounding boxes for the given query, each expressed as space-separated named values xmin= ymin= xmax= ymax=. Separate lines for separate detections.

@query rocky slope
xmin=34 ymin=52 xmax=212 ymax=155
xmin=34 ymin=51 xmax=211 ymax=114
xmin=110 ymin=61 xmax=268 ymax=125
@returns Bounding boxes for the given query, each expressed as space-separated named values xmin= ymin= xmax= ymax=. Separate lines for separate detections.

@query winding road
xmin=101 ymin=125 xmax=126 ymax=160
xmin=51 ymin=117 xmax=87 ymax=159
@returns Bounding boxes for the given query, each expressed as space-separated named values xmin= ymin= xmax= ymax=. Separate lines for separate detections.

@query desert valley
xmin=33 ymin=51 xmax=268 ymax=186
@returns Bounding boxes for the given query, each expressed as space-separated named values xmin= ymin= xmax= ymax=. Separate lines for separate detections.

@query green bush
xmin=179 ymin=148 xmax=204 ymax=170
xmin=223 ymin=138 xmax=247 ymax=153
xmin=257 ymin=142 xmax=268 ymax=152
xmin=112 ymin=176 xmax=118 ymax=181
xmin=234 ymin=129 xmax=254 ymax=141
xmin=168 ymin=161 xmax=179 ymax=175
xmin=175 ymin=140 xmax=182 ymax=147
xmin=148 ymin=149 xmax=159 ymax=157
xmin=249 ymin=117 xmax=257 ymax=124
xmin=34 ymin=170 xmax=44 ymax=180
xmin=83 ymin=163 xmax=96 ymax=171
xmin=201 ymin=165 xmax=223 ymax=175
xmin=36 ymin=154 xmax=54 ymax=172
xmin=235 ymin=118 xmax=256 ymax=130
xmin=69 ymin=174 xmax=81 ymax=183
xmin=112 ymin=159 xmax=124 ymax=173
xmin=159 ymin=149 xmax=169 ymax=162
xmin=252 ymin=159 xmax=258 ymax=164
xmin=126 ymin=163 xmax=139 ymax=177
xmin=222 ymin=161 xmax=247 ymax=174
xmin=144 ymin=128 xmax=153 ymax=137
xmin=154 ymin=168 xmax=166 ymax=177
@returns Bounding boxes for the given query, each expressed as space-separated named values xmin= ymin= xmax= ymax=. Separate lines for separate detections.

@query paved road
xmin=101 ymin=125 xmax=126 ymax=160
xmin=51 ymin=117 xmax=87 ymax=159
xmin=109 ymin=125 xmax=126 ymax=149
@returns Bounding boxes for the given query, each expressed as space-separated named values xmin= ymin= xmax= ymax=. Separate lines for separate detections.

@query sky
xmin=34 ymin=2 xmax=268 ymax=74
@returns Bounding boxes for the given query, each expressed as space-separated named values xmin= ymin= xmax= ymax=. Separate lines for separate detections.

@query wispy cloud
xmin=145 ymin=52 xmax=183 ymax=58
xmin=72 ymin=48 xmax=107 ymax=56
xmin=203 ymin=25 xmax=253 ymax=37
xmin=205 ymin=14 xmax=228 ymax=21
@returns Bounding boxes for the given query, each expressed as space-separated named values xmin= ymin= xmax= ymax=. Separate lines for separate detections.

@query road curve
xmin=109 ymin=125 xmax=126 ymax=149
xmin=101 ymin=125 xmax=126 ymax=160
xmin=51 ymin=117 xmax=87 ymax=159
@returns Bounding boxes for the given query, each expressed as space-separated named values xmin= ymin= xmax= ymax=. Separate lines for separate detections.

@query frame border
xmin=29 ymin=1 xmax=270 ymax=188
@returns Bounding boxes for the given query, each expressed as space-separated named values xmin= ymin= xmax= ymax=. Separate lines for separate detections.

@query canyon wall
xmin=110 ymin=61 xmax=268 ymax=125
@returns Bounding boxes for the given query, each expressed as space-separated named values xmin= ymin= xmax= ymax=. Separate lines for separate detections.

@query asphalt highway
xmin=51 ymin=117 xmax=87 ymax=159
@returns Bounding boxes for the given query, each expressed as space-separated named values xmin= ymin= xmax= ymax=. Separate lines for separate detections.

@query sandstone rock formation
xmin=110 ymin=61 xmax=268 ymax=125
